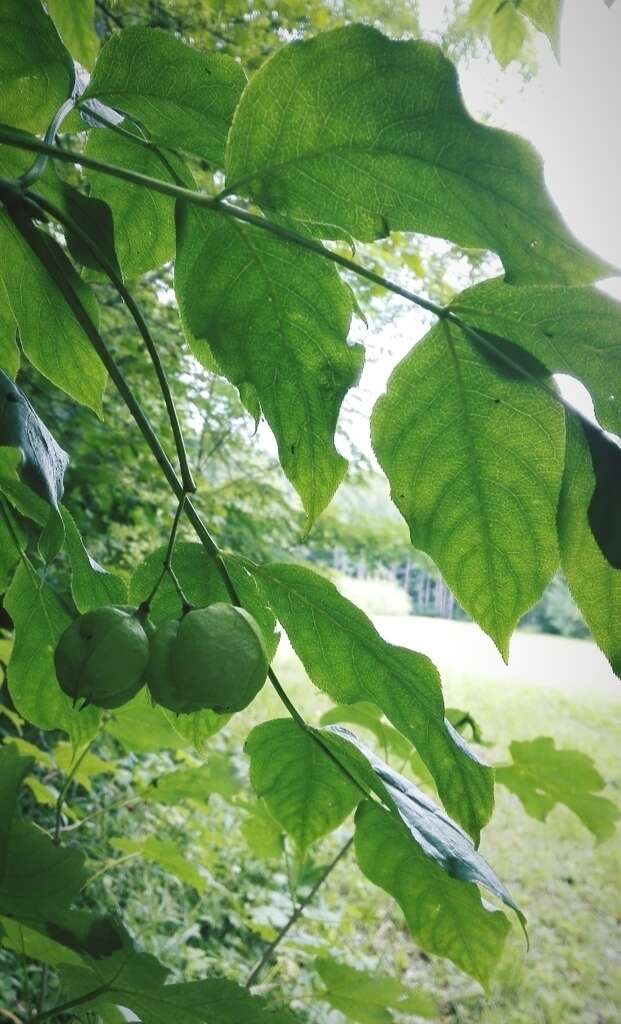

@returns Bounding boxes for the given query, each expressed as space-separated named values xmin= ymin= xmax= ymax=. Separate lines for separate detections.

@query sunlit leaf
xmin=252 ymin=562 xmax=493 ymax=841
xmin=246 ymin=718 xmax=359 ymax=850
xmin=175 ymin=206 xmax=363 ymax=524
xmin=372 ymin=319 xmax=565 ymax=656
xmin=315 ymin=956 xmax=437 ymax=1023
xmin=496 ymin=736 xmax=619 ymax=841
xmin=83 ymin=27 xmax=246 ymax=166
xmin=226 ymin=24 xmax=610 ymax=284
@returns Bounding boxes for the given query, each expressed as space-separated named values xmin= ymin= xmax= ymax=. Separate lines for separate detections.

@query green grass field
xmin=248 ymin=615 xmax=621 ymax=1024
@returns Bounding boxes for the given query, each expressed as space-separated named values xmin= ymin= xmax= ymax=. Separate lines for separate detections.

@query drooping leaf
xmin=355 ymin=801 xmax=510 ymax=988
xmin=225 ymin=24 xmax=610 ymax=284
xmin=47 ymin=0 xmax=99 ymax=69
xmin=130 ymin=541 xmax=278 ymax=657
xmin=242 ymin=801 xmax=284 ymax=861
xmin=0 ymin=209 xmax=106 ymax=415
xmin=252 ymin=562 xmax=493 ymax=841
xmin=85 ymin=129 xmax=190 ymax=279
xmin=372 ymin=319 xmax=565 ymax=656
xmin=175 ymin=205 xmax=363 ymax=524
xmin=314 ymin=957 xmax=437 ymax=1024
xmin=320 ymin=726 xmax=523 ymax=924
xmin=54 ymin=741 xmax=113 ymax=792
xmin=83 ymin=27 xmax=246 ymax=166
xmin=110 ymin=837 xmax=207 ymax=892
xmin=496 ymin=737 xmax=619 ymax=841
xmin=0 ymin=369 xmax=68 ymax=510
xmin=558 ymin=415 xmax=621 ymax=678
xmin=61 ymin=506 xmax=127 ymax=612
xmin=450 ymin=278 xmax=621 ymax=436
xmin=105 ymin=688 xmax=229 ymax=754
xmin=0 ymin=0 xmax=74 ymax=134
xmin=517 ymin=0 xmax=562 ymax=54
xmin=246 ymin=719 xmax=360 ymax=850
xmin=4 ymin=562 xmax=100 ymax=743
xmin=59 ymin=948 xmax=298 ymax=1024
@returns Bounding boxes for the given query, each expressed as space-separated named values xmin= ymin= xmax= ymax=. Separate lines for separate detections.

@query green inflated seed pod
xmin=146 ymin=603 xmax=268 ymax=714
xmin=54 ymin=604 xmax=152 ymax=709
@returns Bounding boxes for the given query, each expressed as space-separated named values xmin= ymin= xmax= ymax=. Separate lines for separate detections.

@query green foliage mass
xmin=0 ymin=0 xmax=619 ymax=1021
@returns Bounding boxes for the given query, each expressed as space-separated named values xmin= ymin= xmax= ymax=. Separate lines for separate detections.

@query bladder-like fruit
xmin=54 ymin=605 xmax=152 ymax=709
xmin=146 ymin=603 xmax=268 ymax=714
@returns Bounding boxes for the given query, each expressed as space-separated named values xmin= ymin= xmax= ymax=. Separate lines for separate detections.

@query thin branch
xmin=26 ymin=188 xmax=196 ymax=494
xmin=245 ymin=837 xmax=354 ymax=988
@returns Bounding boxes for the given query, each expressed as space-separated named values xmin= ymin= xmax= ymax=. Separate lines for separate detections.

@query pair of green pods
xmin=54 ymin=603 xmax=268 ymax=714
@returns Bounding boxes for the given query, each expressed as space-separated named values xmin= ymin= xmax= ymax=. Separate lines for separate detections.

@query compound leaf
xmin=226 ymin=24 xmax=610 ymax=284
xmin=371 ymin=319 xmax=565 ymax=656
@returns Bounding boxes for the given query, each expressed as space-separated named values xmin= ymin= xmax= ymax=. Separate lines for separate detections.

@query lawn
xmin=245 ymin=614 xmax=621 ymax=1024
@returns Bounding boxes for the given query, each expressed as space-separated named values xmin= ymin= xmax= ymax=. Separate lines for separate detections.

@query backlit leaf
xmin=315 ymin=957 xmax=437 ymax=1023
xmin=47 ymin=0 xmax=99 ymax=69
xmin=355 ymin=801 xmax=510 ymax=988
xmin=61 ymin=506 xmax=127 ymax=612
xmin=495 ymin=736 xmax=619 ymax=841
xmin=372 ymin=319 xmax=565 ymax=656
xmin=246 ymin=719 xmax=360 ymax=850
xmin=175 ymin=205 xmax=363 ymax=524
xmin=252 ymin=562 xmax=493 ymax=841
xmin=83 ymin=27 xmax=246 ymax=166
xmin=0 ymin=0 xmax=73 ymax=134
xmin=226 ymin=24 xmax=610 ymax=284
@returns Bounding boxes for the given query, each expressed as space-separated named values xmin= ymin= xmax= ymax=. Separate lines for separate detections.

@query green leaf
xmin=246 ymin=719 xmax=360 ymax=850
xmin=315 ymin=957 xmax=437 ymax=1023
xmin=226 ymin=24 xmax=610 ymax=285
xmin=85 ymin=129 xmax=190 ymax=279
xmin=0 ymin=0 xmax=73 ymax=134
xmin=489 ymin=3 xmax=529 ymax=67
xmin=83 ymin=27 xmax=246 ymax=166
xmin=252 ymin=562 xmax=493 ymax=841
xmin=372 ymin=319 xmax=565 ymax=656
xmin=105 ymin=689 xmax=229 ymax=754
xmin=53 ymin=741 xmax=113 ymax=792
xmin=129 ymin=541 xmax=278 ymax=657
xmin=450 ymin=278 xmax=621 ymax=436
xmin=0 ymin=211 xmax=106 ymax=415
xmin=355 ymin=801 xmax=510 ymax=988
xmin=558 ymin=415 xmax=621 ymax=678
xmin=0 ymin=503 xmax=21 ymax=591
xmin=61 ymin=506 xmax=127 ymax=612
xmin=145 ymin=755 xmax=242 ymax=805
xmin=578 ymin=417 xmax=621 ymax=569
xmin=110 ymin=837 xmax=207 ymax=892
xmin=321 ymin=726 xmax=523 ymax=924
xmin=47 ymin=0 xmax=99 ymax=69
xmin=4 ymin=562 xmax=100 ymax=743
xmin=175 ymin=206 xmax=363 ymax=524
xmin=0 ymin=369 xmax=68 ymax=511
xmin=496 ymin=737 xmax=619 ymax=841
xmin=518 ymin=0 xmax=562 ymax=54
xmin=0 ymin=817 xmax=86 ymax=924
xmin=60 ymin=948 xmax=298 ymax=1024
xmin=0 ymin=743 xmax=32 ymax=882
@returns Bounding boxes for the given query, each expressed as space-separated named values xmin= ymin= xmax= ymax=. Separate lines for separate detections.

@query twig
xmin=245 ymin=837 xmax=353 ymax=988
